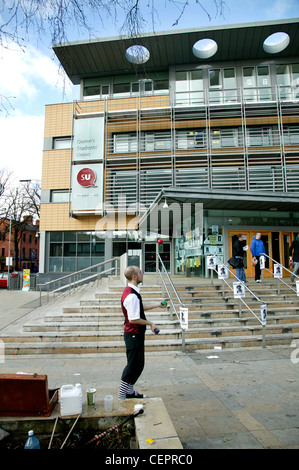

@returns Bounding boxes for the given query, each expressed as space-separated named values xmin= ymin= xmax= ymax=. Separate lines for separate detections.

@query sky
xmin=0 ymin=0 xmax=298 ymax=187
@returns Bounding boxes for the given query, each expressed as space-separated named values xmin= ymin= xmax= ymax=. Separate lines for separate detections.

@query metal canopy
xmin=138 ymin=187 xmax=299 ymax=235
xmin=53 ymin=19 xmax=299 ymax=84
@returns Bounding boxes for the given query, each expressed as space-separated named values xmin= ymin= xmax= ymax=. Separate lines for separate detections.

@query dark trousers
xmin=255 ymin=256 xmax=262 ymax=280
xmin=121 ymin=332 xmax=145 ymax=385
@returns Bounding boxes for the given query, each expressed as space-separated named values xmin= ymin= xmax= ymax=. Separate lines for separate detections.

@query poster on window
xmin=73 ymin=117 xmax=105 ymax=162
xmin=71 ymin=164 xmax=103 ymax=212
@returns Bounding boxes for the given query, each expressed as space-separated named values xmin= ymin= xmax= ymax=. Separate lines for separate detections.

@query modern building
xmin=40 ymin=18 xmax=299 ymax=279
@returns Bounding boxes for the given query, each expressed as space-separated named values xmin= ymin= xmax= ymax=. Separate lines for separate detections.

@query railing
xmin=156 ymin=252 xmax=187 ymax=351
xmin=37 ymin=257 xmax=120 ymax=306
xmin=261 ymin=253 xmax=299 ymax=295
xmin=211 ymin=255 xmax=268 ymax=347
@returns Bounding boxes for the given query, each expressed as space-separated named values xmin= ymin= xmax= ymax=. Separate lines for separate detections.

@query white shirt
xmin=123 ymin=283 xmax=141 ymax=321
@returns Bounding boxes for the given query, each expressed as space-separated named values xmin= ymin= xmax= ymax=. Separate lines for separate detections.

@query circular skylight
xmin=263 ymin=32 xmax=290 ymax=54
xmin=192 ymin=38 xmax=218 ymax=59
xmin=125 ymin=45 xmax=150 ymax=64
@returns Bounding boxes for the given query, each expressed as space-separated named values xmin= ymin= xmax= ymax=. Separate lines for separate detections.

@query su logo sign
xmin=77 ymin=168 xmax=97 ymax=187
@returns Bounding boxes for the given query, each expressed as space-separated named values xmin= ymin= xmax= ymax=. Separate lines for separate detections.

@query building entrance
xmin=229 ymin=230 xmax=296 ymax=279
xmin=128 ymin=242 xmax=171 ymax=273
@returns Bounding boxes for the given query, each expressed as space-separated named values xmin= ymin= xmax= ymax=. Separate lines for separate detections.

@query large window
xmin=48 ymin=231 xmax=105 ymax=272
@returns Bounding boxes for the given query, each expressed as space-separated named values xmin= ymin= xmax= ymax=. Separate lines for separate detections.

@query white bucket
xmin=59 ymin=384 xmax=82 ymax=416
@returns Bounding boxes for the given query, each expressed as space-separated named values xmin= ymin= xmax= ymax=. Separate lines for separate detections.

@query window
xmin=276 ymin=64 xmax=291 ymax=99
xmin=247 ymin=127 xmax=272 ymax=147
xmin=144 ymin=132 xmax=171 ymax=151
xmin=284 ymin=126 xmax=299 ymax=146
xmin=113 ymin=133 xmax=137 ymax=153
xmin=176 ymin=130 xmax=205 ymax=149
xmin=51 ymin=190 xmax=70 ymax=203
xmin=83 ymin=84 xmax=110 ymax=99
xmin=223 ymin=68 xmax=237 ymax=102
xmin=211 ymin=129 xmax=239 ymax=148
xmin=175 ymin=70 xmax=203 ymax=105
xmin=53 ymin=137 xmax=72 ymax=150
xmin=257 ymin=66 xmax=271 ymax=100
xmin=243 ymin=67 xmax=256 ymax=101
xmin=113 ymin=83 xmax=130 ymax=95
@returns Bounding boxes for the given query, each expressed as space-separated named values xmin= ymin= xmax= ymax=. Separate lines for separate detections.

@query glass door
xmin=144 ymin=243 xmax=157 ymax=273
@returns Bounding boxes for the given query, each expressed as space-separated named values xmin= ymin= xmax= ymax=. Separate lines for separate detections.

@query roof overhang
xmin=138 ymin=188 xmax=299 ymax=236
xmin=53 ymin=18 xmax=299 ymax=84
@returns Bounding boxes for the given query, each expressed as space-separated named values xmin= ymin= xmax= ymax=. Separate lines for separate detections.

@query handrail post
xmin=182 ymin=329 xmax=186 ymax=352
xmin=238 ymin=298 xmax=242 ymax=318
xmin=277 ymin=278 xmax=280 ymax=295
xmin=262 ymin=325 xmax=266 ymax=348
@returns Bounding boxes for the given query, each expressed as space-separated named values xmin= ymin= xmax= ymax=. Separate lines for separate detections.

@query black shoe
xmin=126 ymin=392 xmax=148 ymax=399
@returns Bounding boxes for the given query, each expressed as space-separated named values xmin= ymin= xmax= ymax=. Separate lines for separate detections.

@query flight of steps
xmin=2 ymin=277 xmax=299 ymax=355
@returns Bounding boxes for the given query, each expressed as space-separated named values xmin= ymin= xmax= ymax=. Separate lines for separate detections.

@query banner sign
xmin=73 ymin=117 xmax=105 ymax=162
xmin=71 ymin=164 xmax=103 ymax=211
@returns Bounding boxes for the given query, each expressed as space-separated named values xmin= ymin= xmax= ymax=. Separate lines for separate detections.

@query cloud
xmin=0 ymin=114 xmax=44 ymax=184
xmin=0 ymin=40 xmax=73 ymax=102
xmin=264 ymin=0 xmax=299 ymax=19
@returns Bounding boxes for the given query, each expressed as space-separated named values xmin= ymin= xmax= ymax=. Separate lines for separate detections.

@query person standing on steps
xmin=250 ymin=232 xmax=266 ymax=283
xmin=233 ymin=234 xmax=248 ymax=283
xmin=289 ymin=234 xmax=299 ymax=282
xmin=118 ymin=265 xmax=167 ymax=400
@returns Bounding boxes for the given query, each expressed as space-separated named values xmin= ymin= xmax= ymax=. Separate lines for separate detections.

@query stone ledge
xmin=134 ymin=397 xmax=183 ymax=450
xmin=0 ymin=397 xmax=183 ymax=450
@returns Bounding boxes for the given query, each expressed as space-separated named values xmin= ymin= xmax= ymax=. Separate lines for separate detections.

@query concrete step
xmin=3 ymin=332 xmax=299 ymax=355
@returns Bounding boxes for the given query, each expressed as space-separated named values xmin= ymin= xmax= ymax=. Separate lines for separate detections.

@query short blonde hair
xmin=124 ymin=265 xmax=139 ymax=281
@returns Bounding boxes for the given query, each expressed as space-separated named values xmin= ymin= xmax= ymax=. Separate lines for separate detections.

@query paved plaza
xmin=0 ymin=289 xmax=299 ymax=449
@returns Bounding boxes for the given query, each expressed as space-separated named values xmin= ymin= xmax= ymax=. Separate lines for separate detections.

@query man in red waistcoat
xmin=118 ymin=265 xmax=166 ymax=400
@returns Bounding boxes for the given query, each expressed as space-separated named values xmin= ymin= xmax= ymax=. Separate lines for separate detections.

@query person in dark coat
xmin=233 ymin=234 xmax=247 ymax=283
xmin=289 ymin=235 xmax=299 ymax=281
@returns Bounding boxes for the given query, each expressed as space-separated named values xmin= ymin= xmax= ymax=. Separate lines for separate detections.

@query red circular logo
xmin=77 ymin=168 xmax=96 ymax=187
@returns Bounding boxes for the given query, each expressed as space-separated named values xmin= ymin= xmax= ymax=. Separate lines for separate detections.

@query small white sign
xmin=6 ymin=257 xmax=13 ymax=267
xmin=273 ymin=264 xmax=282 ymax=278
xmin=260 ymin=304 xmax=267 ymax=326
xmin=260 ymin=256 xmax=266 ymax=270
xmin=296 ymin=281 xmax=299 ymax=297
xmin=233 ymin=281 xmax=245 ymax=298
xmin=180 ymin=307 xmax=188 ymax=330
xmin=207 ymin=255 xmax=216 ymax=269
xmin=218 ymin=264 xmax=228 ymax=279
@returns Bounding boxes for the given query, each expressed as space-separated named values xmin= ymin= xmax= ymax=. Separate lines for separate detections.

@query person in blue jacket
xmin=250 ymin=232 xmax=266 ymax=282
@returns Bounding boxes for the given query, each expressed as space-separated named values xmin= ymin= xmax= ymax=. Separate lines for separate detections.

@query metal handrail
xmin=260 ymin=253 xmax=299 ymax=294
xmin=212 ymin=255 xmax=267 ymax=347
xmin=156 ymin=253 xmax=186 ymax=351
xmin=38 ymin=257 xmax=120 ymax=306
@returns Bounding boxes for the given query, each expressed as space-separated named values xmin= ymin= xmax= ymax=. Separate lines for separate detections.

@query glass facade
xmin=49 ymin=231 xmax=105 ymax=272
